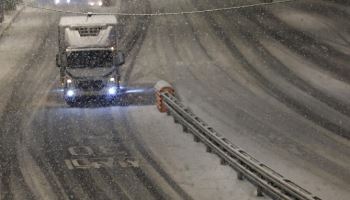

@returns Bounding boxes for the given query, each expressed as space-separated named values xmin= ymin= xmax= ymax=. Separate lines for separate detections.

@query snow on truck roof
xmin=59 ymin=15 xmax=117 ymax=49
xmin=59 ymin=15 xmax=117 ymax=27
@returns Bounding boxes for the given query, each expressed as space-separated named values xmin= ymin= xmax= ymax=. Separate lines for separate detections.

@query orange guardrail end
xmin=154 ymin=80 xmax=175 ymax=112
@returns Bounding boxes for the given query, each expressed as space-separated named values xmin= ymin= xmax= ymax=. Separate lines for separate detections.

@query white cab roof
xmin=59 ymin=15 xmax=117 ymax=27
xmin=64 ymin=26 xmax=115 ymax=48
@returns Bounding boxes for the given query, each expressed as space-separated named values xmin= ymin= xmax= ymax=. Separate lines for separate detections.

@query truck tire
xmin=65 ymin=98 xmax=76 ymax=107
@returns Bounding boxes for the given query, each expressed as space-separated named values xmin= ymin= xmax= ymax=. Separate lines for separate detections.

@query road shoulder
xmin=0 ymin=5 xmax=25 ymax=39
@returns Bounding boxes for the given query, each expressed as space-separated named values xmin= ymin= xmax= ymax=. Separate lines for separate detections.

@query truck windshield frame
xmin=66 ymin=50 xmax=113 ymax=68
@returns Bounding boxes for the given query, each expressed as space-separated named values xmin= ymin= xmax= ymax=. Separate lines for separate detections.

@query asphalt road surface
xmin=0 ymin=0 xmax=349 ymax=199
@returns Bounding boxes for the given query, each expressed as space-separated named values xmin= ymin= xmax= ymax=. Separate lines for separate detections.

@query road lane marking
xmin=65 ymin=157 xmax=114 ymax=169
xmin=64 ymin=145 xmax=138 ymax=170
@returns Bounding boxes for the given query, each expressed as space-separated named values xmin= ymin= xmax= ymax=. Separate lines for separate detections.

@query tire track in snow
xmin=246 ymin=6 xmax=350 ymax=84
xmin=191 ymin=0 xmax=350 ymax=139
xmin=0 ymin=12 xmax=58 ymax=200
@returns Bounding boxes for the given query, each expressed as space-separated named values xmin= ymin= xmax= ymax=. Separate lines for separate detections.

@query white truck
xmin=56 ymin=15 xmax=124 ymax=105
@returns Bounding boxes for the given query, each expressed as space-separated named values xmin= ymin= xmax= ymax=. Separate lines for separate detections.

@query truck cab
xmin=56 ymin=15 xmax=124 ymax=105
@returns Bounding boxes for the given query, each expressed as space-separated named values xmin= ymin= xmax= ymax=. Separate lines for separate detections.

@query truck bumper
xmin=64 ymin=86 xmax=120 ymax=99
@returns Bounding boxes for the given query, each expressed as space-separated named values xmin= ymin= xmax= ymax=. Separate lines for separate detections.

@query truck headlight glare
xmin=67 ymin=79 xmax=72 ymax=84
xmin=66 ymin=90 xmax=75 ymax=97
xmin=109 ymin=77 xmax=115 ymax=82
xmin=108 ymin=87 xmax=117 ymax=95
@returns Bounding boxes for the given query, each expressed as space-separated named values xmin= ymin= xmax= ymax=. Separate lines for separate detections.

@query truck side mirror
xmin=114 ymin=51 xmax=125 ymax=66
xmin=56 ymin=54 xmax=60 ymax=68
xmin=61 ymin=53 xmax=68 ymax=68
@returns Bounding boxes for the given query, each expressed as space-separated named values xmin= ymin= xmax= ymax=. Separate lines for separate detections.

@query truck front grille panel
xmin=74 ymin=27 xmax=103 ymax=37
xmin=77 ymin=80 xmax=104 ymax=91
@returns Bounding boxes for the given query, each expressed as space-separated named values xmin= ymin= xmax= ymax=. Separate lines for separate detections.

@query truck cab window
xmin=67 ymin=50 xmax=113 ymax=68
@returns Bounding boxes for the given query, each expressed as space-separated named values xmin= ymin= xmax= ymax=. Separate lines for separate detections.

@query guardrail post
xmin=256 ymin=187 xmax=264 ymax=197
xmin=206 ymin=146 xmax=212 ymax=153
xmin=220 ymin=158 xmax=227 ymax=166
xmin=193 ymin=135 xmax=200 ymax=142
xmin=182 ymin=125 xmax=188 ymax=133
xmin=154 ymin=80 xmax=175 ymax=113
xmin=237 ymin=172 xmax=244 ymax=180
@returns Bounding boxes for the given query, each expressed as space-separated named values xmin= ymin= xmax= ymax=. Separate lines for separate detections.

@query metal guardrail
xmin=159 ymin=91 xmax=322 ymax=200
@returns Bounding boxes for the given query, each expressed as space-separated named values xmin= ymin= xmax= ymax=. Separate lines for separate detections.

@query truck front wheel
xmin=65 ymin=98 xmax=76 ymax=107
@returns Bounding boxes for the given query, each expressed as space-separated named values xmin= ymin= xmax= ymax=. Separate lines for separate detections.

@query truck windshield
xmin=67 ymin=50 xmax=113 ymax=68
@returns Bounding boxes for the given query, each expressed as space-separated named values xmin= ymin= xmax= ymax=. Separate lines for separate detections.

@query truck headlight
xmin=109 ymin=77 xmax=115 ymax=82
xmin=66 ymin=90 xmax=75 ymax=97
xmin=67 ymin=79 xmax=72 ymax=84
xmin=108 ymin=87 xmax=117 ymax=95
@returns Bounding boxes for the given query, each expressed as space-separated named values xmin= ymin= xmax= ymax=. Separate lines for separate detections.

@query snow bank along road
xmin=0 ymin=0 xmax=349 ymax=199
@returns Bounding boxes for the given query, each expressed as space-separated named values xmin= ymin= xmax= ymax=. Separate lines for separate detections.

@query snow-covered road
xmin=0 ymin=0 xmax=349 ymax=199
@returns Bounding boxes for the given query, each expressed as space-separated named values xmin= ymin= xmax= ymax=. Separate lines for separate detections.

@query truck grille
xmin=77 ymin=80 xmax=104 ymax=91
xmin=75 ymin=26 xmax=103 ymax=37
